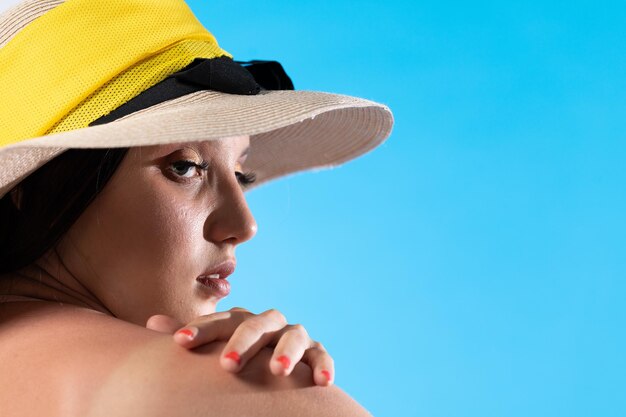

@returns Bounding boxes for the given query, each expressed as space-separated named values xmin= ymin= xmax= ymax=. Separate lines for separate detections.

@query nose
xmin=205 ymin=173 xmax=258 ymax=245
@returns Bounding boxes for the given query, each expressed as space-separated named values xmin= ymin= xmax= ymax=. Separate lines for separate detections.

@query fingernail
xmin=321 ymin=370 xmax=332 ymax=383
xmin=175 ymin=328 xmax=195 ymax=340
xmin=276 ymin=355 xmax=291 ymax=370
xmin=224 ymin=351 xmax=241 ymax=365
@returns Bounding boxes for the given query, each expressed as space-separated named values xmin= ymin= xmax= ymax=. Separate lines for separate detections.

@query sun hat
xmin=0 ymin=0 xmax=394 ymax=200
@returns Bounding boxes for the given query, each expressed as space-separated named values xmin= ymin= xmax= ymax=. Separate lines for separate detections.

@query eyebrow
xmin=240 ymin=146 xmax=250 ymax=158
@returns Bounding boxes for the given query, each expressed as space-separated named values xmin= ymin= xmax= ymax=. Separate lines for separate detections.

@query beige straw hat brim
xmin=0 ymin=0 xmax=394 ymax=199
xmin=0 ymin=89 xmax=393 ymax=198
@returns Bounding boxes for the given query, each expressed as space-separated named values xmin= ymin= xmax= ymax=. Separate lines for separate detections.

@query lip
xmin=197 ymin=259 xmax=236 ymax=280
xmin=195 ymin=259 xmax=235 ymax=298
xmin=196 ymin=276 xmax=231 ymax=298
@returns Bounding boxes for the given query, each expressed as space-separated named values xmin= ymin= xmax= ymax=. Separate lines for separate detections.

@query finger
xmin=145 ymin=314 xmax=185 ymax=334
xmin=268 ymin=324 xmax=311 ymax=376
xmin=220 ymin=308 xmax=288 ymax=373
xmin=300 ymin=341 xmax=335 ymax=386
xmin=173 ymin=311 xmax=245 ymax=346
xmin=228 ymin=306 xmax=253 ymax=314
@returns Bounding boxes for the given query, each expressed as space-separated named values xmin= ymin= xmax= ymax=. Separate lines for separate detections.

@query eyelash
xmin=170 ymin=160 xmax=257 ymax=187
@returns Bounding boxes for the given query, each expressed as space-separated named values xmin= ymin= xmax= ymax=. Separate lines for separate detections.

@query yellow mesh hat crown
xmin=0 ymin=0 xmax=232 ymax=147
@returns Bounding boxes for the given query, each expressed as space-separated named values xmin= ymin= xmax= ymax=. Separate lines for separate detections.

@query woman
xmin=0 ymin=0 xmax=393 ymax=416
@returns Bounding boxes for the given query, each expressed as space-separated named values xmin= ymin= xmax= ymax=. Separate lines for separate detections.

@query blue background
xmin=188 ymin=1 xmax=625 ymax=416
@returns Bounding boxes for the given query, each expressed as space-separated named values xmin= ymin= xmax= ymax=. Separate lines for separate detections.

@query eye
xmin=169 ymin=159 xmax=257 ymax=187
xmin=170 ymin=160 xmax=209 ymax=179
xmin=236 ymin=171 xmax=257 ymax=188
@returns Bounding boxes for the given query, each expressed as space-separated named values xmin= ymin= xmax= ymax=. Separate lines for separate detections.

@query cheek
xmin=139 ymin=194 xmax=205 ymax=268
xmin=70 ymin=172 xmax=208 ymax=292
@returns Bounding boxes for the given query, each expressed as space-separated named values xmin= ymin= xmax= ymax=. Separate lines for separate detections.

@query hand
xmin=145 ymin=307 xmax=334 ymax=386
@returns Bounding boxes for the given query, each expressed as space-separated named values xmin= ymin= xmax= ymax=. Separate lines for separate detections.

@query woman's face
xmin=55 ymin=136 xmax=257 ymax=326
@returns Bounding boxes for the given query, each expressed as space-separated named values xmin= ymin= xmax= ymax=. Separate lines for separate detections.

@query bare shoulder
xmin=0 ymin=302 xmax=372 ymax=417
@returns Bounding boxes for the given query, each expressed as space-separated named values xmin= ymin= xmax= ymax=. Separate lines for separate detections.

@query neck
xmin=0 ymin=247 xmax=114 ymax=316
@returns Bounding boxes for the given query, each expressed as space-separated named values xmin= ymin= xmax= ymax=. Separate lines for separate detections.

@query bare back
xmin=0 ymin=301 xmax=372 ymax=417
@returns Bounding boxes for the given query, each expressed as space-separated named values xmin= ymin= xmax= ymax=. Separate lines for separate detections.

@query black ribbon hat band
xmin=90 ymin=56 xmax=294 ymax=126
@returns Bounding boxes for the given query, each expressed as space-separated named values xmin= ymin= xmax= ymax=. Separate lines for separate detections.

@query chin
xmin=117 ymin=296 xmax=219 ymax=328
xmin=165 ymin=301 xmax=219 ymax=324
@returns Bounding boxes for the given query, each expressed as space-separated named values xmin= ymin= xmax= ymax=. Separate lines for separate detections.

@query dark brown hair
xmin=0 ymin=147 xmax=130 ymax=274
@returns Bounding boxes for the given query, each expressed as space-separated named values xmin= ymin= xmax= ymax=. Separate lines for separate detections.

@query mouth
xmin=195 ymin=259 xmax=235 ymax=298
xmin=197 ymin=259 xmax=236 ymax=280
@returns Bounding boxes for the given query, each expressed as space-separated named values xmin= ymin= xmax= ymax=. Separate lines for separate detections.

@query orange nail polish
xmin=276 ymin=355 xmax=291 ymax=369
xmin=176 ymin=329 xmax=194 ymax=339
xmin=321 ymin=370 xmax=332 ymax=383
xmin=224 ymin=351 xmax=241 ymax=365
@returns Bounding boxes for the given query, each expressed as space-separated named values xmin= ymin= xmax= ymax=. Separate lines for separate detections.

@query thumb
xmin=145 ymin=314 xmax=185 ymax=334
